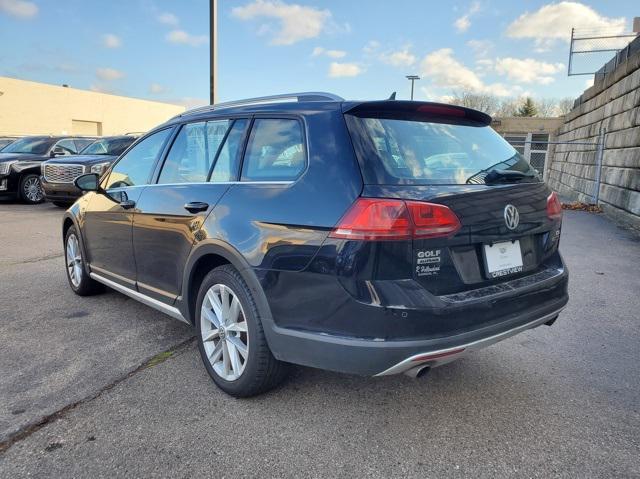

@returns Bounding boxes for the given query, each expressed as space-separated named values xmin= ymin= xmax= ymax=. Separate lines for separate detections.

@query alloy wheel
xmin=23 ymin=176 xmax=44 ymax=202
xmin=200 ymin=284 xmax=249 ymax=381
xmin=66 ymin=233 xmax=83 ymax=288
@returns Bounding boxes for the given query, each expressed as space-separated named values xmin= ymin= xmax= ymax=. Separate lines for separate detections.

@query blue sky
xmin=0 ymin=0 xmax=636 ymax=108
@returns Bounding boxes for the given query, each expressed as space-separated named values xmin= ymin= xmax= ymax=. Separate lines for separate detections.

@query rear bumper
xmin=261 ymin=262 xmax=568 ymax=376
xmin=264 ymin=297 xmax=566 ymax=376
xmin=41 ymin=177 xmax=82 ymax=202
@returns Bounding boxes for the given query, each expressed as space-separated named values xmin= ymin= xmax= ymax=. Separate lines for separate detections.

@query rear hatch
xmin=341 ymin=101 xmax=563 ymax=296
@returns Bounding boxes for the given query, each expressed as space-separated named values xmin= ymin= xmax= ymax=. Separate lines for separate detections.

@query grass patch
xmin=144 ymin=350 xmax=175 ymax=369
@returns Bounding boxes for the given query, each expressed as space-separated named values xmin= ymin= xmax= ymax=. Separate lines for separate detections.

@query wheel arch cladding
xmin=188 ymin=253 xmax=231 ymax=324
xmin=62 ymin=217 xmax=74 ymax=242
xmin=183 ymin=243 xmax=276 ymax=331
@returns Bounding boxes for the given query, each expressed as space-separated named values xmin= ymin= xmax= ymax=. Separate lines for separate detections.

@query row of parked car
xmin=0 ymin=134 xmax=138 ymax=206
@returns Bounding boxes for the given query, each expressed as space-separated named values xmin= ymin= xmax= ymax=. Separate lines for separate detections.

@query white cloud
xmin=312 ymin=46 xmax=346 ymax=58
xmin=232 ymin=0 xmax=331 ymax=45
xmin=419 ymin=48 xmax=519 ymax=97
xmin=96 ymin=67 xmax=125 ymax=81
xmin=102 ymin=34 xmax=122 ymax=49
xmin=380 ymin=47 xmax=416 ymax=67
xmin=421 ymin=48 xmax=484 ymax=91
xmin=157 ymin=12 xmax=179 ymax=26
xmin=328 ymin=62 xmax=363 ymax=78
xmin=0 ymin=0 xmax=37 ymax=18
xmin=149 ymin=83 xmax=168 ymax=94
xmin=363 ymin=40 xmax=380 ymax=55
xmin=466 ymin=39 xmax=493 ymax=58
xmin=506 ymin=1 xmax=626 ymax=50
xmin=494 ymin=57 xmax=564 ymax=84
xmin=454 ymin=1 xmax=481 ymax=33
xmin=166 ymin=30 xmax=208 ymax=47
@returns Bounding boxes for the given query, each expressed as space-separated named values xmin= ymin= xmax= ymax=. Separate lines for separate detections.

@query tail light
xmin=329 ymin=198 xmax=461 ymax=241
xmin=547 ymin=192 xmax=562 ymax=220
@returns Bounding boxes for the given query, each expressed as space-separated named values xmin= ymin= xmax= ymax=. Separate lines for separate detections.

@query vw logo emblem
xmin=504 ymin=204 xmax=519 ymax=230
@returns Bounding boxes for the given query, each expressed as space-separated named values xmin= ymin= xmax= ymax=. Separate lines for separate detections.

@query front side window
xmin=74 ymin=138 xmax=95 ymax=152
xmin=241 ymin=119 xmax=305 ymax=181
xmin=158 ymin=123 xmax=210 ymax=184
xmin=55 ymin=139 xmax=78 ymax=155
xmin=104 ymin=129 xmax=171 ymax=189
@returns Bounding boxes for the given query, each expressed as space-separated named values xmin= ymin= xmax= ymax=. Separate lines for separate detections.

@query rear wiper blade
xmin=483 ymin=169 xmax=537 ymax=184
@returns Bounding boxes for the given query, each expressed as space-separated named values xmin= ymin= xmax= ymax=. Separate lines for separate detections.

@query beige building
xmin=0 ymin=76 xmax=185 ymax=137
xmin=491 ymin=116 xmax=564 ymax=180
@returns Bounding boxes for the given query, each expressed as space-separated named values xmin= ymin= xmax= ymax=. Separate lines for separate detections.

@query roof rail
xmin=178 ymin=92 xmax=344 ymax=118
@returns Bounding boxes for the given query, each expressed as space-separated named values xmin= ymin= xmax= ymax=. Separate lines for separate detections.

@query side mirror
xmin=74 ymin=173 xmax=100 ymax=192
xmin=51 ymin=146 xmax=66 ymax=157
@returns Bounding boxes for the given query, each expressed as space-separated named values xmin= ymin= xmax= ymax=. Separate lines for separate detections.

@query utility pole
xmin=210 ymin=0 xmax=218 ymax=105
xmin=406 ymin=75 xmax=420 ymax=100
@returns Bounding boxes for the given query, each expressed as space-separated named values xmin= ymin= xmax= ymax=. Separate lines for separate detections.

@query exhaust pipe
xmin=404 ymin=365 xmax=431 ymax=378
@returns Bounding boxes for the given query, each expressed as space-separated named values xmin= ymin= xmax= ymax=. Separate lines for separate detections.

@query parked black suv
xmin=42 ymin=135 xmax=138 ymax=206
xmin=0 ymin=136 xmax=95 ymax=203
xmin=63 ymin=92 xmax=568 ymax=397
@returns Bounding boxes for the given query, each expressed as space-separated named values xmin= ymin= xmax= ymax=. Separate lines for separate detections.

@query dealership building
xmin=0 ymin=76 xmax=185 ymax=137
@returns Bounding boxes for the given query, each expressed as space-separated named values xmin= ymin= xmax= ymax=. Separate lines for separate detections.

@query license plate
xmin=483 ymin=240 xmax=523 ymax=278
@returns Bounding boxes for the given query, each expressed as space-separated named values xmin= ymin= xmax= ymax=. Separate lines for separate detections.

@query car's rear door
xmin=82 ymin=128 xmax=173 ymax=287
xmin=132 ymin=118 xmax=249 ymax=303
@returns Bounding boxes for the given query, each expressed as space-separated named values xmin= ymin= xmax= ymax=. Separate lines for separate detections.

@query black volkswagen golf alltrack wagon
xmin=63 ymin=92 xmax=568 ymax=397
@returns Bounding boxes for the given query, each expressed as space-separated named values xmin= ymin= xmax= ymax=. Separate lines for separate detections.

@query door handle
xmin=120 ymin=200 xmax=136 ymax=209
xmin=184 ymin=201 xmax=209 ymax=213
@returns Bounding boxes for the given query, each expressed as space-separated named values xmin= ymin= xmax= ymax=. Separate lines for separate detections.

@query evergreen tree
xmin=516 ymin=97 xmax=538 ymax=117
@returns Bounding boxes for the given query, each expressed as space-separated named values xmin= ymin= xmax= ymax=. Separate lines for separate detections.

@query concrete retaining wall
xmin=547 ymin=37 xmax=640 ymax=228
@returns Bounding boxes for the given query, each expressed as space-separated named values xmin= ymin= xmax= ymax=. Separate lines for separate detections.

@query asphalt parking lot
xmin=0 ymin=201 xmax=638 ymax=478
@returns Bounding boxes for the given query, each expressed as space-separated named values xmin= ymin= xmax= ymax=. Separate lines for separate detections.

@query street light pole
xmin=405 ymin=75 xmax=420 ymax=100
xmin=210 ymin=0 xmax=218 ymax=105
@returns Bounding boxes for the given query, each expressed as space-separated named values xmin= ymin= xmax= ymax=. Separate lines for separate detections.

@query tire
xmin=196 ymin=264 xmax=288 ymax=397
xmin=53 ymin=201 xmax=71 ymax=208
xmin=19 ymin=174 xmax=45 ymax=204
xmin=64 ymin=226 xmax=101 ymax=296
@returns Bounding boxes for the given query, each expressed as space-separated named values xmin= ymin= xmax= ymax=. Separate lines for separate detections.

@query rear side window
xmin=346 ymin=115 xmax=538 ymax=185
xmin=241 ymin=119 xmax=305 ymax=181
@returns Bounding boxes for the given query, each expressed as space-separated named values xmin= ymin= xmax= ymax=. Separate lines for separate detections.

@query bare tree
xmin=556 ymin=97 xmax=575 ymax=115
xmin=447 ymin=90 xmax=574 ymax=118
xmin=494 ymin=98 xmax=520 ymax=117
xmin=448 ymin=90 xmax=500 ymax=116
xmin=535 ymin=98 xmax=559 ymax=117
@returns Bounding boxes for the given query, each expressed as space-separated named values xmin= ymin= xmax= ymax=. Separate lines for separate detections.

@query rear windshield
xmin=345 ymin=116 xmax=539 ymax=185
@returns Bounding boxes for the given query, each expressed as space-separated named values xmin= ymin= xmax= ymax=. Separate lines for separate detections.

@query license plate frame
xmin=483 ymin=240 xmax=524 ymax=279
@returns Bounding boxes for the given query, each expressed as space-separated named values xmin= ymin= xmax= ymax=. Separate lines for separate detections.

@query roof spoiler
xmin=343 ymin=100 xmax=492 ymax=126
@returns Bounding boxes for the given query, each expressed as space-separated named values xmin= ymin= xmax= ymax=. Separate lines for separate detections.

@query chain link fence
xmin=504 ymin=131 xmax=606 ymax=204
xmin=568 ymin=28 xmax=638 ymax=76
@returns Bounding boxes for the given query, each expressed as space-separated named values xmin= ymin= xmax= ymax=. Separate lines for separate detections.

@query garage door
xmin=72 ymin=120 xmax=102 ymax=136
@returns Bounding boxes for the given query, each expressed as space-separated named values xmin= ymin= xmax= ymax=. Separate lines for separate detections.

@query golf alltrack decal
xmin=416 ymin=249 xmax=441 ymax=276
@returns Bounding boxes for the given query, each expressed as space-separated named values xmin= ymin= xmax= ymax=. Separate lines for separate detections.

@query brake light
xmin=547 ymin=192 xmax=562 ymax=220
xmin=416 ymin=105 xmax=465 ymax=117
xmin=329 ymin=198 xmax=461 ymax=241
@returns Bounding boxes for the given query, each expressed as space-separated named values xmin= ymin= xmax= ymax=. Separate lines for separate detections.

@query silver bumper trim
xmin=375 ymin=308 xmax=564 ymax=376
